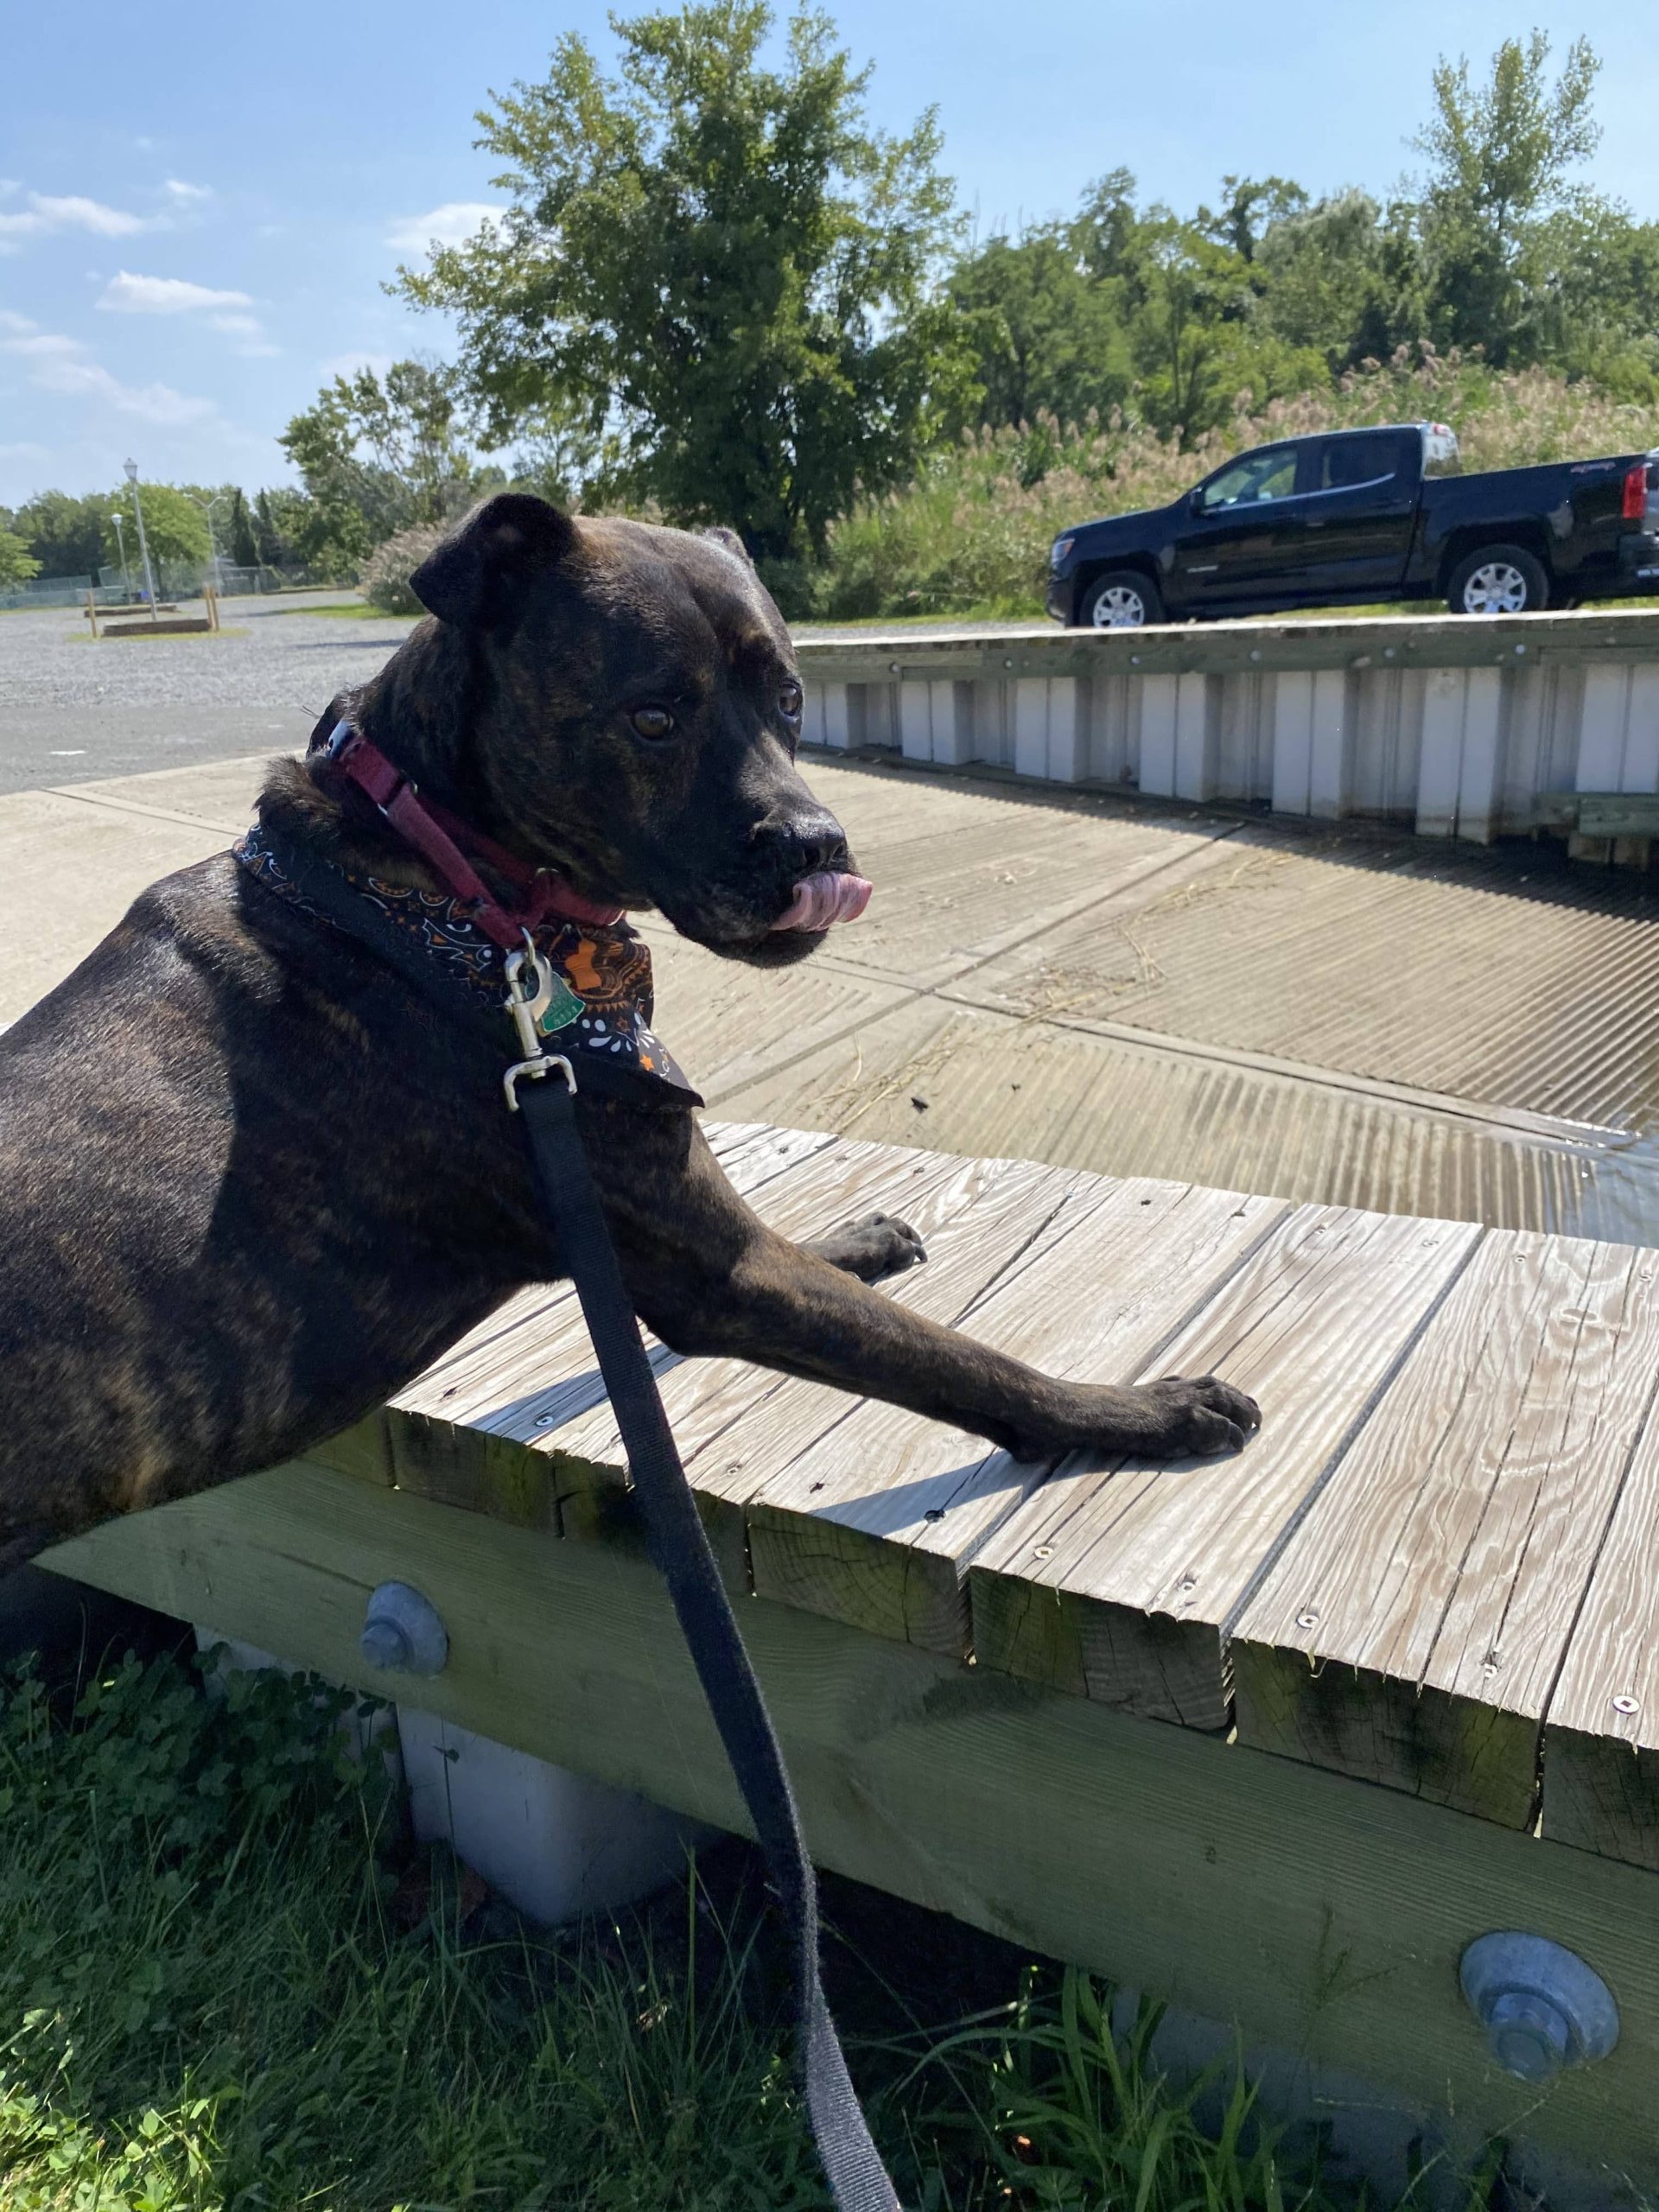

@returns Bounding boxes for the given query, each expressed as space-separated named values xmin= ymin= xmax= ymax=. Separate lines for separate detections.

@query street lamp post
xmin=111 ymin=511 xmax=133 ymax=604
xmin=122 ymin=458 xmax=160 ymax=623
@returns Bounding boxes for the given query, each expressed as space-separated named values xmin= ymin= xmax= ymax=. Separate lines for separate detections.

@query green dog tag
xmin=537 ymin=976 xmax=586 ymax=1035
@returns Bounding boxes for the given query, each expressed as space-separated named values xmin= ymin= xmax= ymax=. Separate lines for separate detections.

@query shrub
xmin=359 ymin=521 xmax=448 ymax=613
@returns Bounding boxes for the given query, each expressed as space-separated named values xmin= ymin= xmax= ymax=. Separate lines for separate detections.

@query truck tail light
xmin=1623 ymin=461 xmax=1649 ymax=521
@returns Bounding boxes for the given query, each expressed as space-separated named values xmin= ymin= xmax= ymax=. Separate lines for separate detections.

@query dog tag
xmin=536 ymin=976 xmax=586 ymax=1035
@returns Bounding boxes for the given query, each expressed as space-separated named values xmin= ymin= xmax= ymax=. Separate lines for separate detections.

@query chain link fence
xmin=0 ymin=563 xmax=348 ymax=612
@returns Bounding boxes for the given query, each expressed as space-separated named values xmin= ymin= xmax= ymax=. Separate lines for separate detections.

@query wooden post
xmin=86 ymin=588 xmax=99 ymax=641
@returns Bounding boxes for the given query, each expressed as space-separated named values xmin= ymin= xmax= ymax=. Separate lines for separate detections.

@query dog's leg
xmin=601 ymin=1122 xmax=1257 ymax=1460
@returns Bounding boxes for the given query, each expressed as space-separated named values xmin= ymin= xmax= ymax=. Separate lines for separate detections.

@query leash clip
xmin=503 ymin=936 xmax=577 ymax=1112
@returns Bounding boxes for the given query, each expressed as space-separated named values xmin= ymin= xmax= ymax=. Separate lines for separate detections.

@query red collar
xmin=317 ymin=721 xmax=624 ymax=951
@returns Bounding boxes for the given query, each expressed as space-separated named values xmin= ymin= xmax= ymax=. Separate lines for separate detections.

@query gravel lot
xmin=0 ymin=596 xmax=417 ymax=715
xmin=0 ymin=596 xmax=418 ymax=793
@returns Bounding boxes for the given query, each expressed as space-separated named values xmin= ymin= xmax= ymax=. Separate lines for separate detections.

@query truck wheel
xmin=1446 ymin=544 xmax=1548 ymax=616
xmin=1078 ymin=570 xmax=1164 ymax=628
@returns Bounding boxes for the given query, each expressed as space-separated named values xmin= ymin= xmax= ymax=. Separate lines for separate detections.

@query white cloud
xmin=0 ymin=191 xmax=160 ymax=251
xmin=29 ymin=193 xmax=151 ymax=238
xmin=0 ymin=309 xmax=36 ymax=334
xmin=97 ymin=270 xmax=252 ymax=315
xmin=163 ymin=178 xmax=213 ymax=202
xmin=385 ymin=201 xmax=503 ymax=253
xmin=0 ymin=326 xmax=215 ymax=425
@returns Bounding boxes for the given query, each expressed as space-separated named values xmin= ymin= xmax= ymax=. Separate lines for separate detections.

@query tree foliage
xmin=0 ymin=528 xmax=41 ymax=585
xmin=278 ymin=359 xmax=478 ymax=577
xmin=103 ymin=484 xmax=212 ymax=574
xmin=394 ymin=2 xmax=970 ymax=556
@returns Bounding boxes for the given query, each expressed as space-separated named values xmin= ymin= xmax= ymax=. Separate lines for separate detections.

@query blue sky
xmin=3 ymin=1 xmax=1656 ymax=508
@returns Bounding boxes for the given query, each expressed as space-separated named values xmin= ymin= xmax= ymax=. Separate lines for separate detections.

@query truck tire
xmin=1446 ymin=544 xmax=1548 ymax=616
xmin=1077 ymin=569 xmax=1164 ymax=628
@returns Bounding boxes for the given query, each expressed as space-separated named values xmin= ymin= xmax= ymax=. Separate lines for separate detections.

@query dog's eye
xmin=631 ymin=705 xmax=676 ymax=741
xmin=779 ymin=681 xmax=803 ymax=723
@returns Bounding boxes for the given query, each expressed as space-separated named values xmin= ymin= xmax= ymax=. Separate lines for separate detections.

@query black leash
xmin=500 ymin=958 xmax=901 ymax=2212
xmin=236 ymin=817 xmax=902 ymax=2206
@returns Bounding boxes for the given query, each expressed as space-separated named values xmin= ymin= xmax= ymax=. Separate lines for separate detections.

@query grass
xmin=0 ymin=1648 xmax=1523 ymax=2212
xmin=260 ymin=598 xmax=410 ymax=621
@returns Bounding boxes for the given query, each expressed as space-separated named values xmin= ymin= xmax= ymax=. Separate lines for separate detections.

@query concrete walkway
xmin=4 ymin=745 xmax=1658 ymax=1243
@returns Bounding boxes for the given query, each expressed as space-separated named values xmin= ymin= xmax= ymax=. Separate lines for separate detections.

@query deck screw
xmin=534 ymin=1412 xmax=560 ymax=1427
xmin=1249 ymin=648 xmax=1262 ymax=662
xmin=1033 ymin=1544 xmax=1053 ymax=1560
xmin=1515 ymin=643 xmax=1527 ymax=655
xmin=1130 ymin=653 xmax=1141 ymax=665
xmin=1383 ymin=646 xmax=1396 ymax=658
xmin=1612 ymin=1694 xmax=1641 ymax=1715
xmin=1177 ymin=1575 xmax=1197 ymax=1593
xmin=1295 ymin=1610 xmax=1319 ymax=1630
xmin=889 ymin=660 xmax=899 ymax=673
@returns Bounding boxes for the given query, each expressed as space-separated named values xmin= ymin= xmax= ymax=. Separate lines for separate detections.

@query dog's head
xmin=380 ymin=493 xmax=866 ymax=968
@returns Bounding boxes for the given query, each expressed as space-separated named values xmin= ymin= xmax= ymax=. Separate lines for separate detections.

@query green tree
xmin=395 ymin=2 xmax=971 ymax=557
xmin=102 ymin=484 xmax=212 ymax=574
xmin=251 ymin=487 xmax=314 ymax=572
xmin=0 ymin=527 xmax=41 ymax=585
xmin=278 ymin=359 xmax=476 ymax=575
xmin=228 ymin=487 xmax=260 ymax=569
xmin=10 ymin=490 xmax=108 ymax=577
xmin=1414 ymin=29 xmax=1602 ymax=362
xmin=949 ymin=227 xmax=1132 ymax=431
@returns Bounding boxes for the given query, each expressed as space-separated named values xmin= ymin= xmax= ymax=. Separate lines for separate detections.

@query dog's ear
xmin=701 ymin=524 xmax=754 ymax=569
xmin=410 ymin=494 xmax=575 ymax=628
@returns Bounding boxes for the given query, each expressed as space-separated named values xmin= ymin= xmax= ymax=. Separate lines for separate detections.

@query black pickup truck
xmin=1046 ymin=421 xmax=1659 ymax=627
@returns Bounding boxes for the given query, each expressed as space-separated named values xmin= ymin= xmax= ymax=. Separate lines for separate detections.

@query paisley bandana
xmin=234 ymin=820 xmax=699 ymax=1106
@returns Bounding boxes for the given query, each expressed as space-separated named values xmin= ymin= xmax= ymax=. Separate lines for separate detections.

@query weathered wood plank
xmin=549 ymin=1150 xmax=1081 ymax=1576
xmin=969 ymin=1205 xmax=1481 ymax=1726
xmin=744 ymin=1179 xmax=1286 ymax=1654
xmin=1542 ymin=1372 xmax=1659 ymax=1868
xmin=42 ymin=1459 xmax=1659 ymax=2177
xmin=381 ymin=1122 xmax=842 ymax=1519
xmin=1231 ymin=1232 xmax=1659 ymax=1825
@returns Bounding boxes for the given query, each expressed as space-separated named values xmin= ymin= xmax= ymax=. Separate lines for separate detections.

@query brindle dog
xmin=0 ymin=494 xmax=1258 ymax=1577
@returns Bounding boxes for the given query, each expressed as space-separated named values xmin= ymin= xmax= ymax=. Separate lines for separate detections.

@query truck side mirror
xmin=1190 ymin=486 xmax=1208 ymax=514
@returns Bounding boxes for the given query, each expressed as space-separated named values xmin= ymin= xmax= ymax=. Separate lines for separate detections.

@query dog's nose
xmin=760 ymin=811 xmax=851 ymax=878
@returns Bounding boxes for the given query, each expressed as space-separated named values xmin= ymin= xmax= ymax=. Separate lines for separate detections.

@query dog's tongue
xmin=771 ymin=870 xmax=873 ymax=933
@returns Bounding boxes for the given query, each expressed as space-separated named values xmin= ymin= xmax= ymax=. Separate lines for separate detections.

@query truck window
xmin=1319 ymin=432 xmax=1408 ymax=490
xmin=1198 ymin=447 xmax=1299 ymax=510
xmin=1422 ymin=423 xmax=1461 ymax=477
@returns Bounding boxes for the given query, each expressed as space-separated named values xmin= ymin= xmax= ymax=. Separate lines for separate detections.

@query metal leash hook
xmin=502 ymin=932 xmax=576 ymax=1111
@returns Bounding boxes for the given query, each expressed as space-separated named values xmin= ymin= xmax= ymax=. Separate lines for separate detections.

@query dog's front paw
xmin=810 ymin=1211 xmax=928 ymax=1282
xmin=1124 ymin=1374 xmax=1262 ymax=1457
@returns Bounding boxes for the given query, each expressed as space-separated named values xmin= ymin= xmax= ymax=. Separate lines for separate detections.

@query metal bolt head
xmin=1486 ymin=1991 xmax=1571 ymax=2082
xmin=1033 ymin=1544 xmax=1053 ymax=1560
xmin=1295 ymin=1610 xmax=1319 ymax=1631
xmin=360 ymin=1580 xmax=449 ymax=1676
xmin=1460 ymin=1931 xmax=1619 ymax=2081
xmin=1612 ymin=1694 xmax=1641 ymax=1716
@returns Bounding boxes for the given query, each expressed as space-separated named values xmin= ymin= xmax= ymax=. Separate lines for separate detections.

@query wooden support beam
xmin=41 ymin=1459 xmax=1659 ymax=2177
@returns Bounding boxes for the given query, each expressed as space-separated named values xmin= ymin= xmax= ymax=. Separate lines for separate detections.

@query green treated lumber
xmin=41 ymin=1459 xmax=1659 ymax=2178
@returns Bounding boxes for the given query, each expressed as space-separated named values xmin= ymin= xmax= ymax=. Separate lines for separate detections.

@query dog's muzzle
xmin=770 ymin=871 xmax=873 ymax=932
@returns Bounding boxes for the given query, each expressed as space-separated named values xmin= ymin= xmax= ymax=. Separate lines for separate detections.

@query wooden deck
xmin=47 ymin=1119 xmax=1659 ymax=2181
